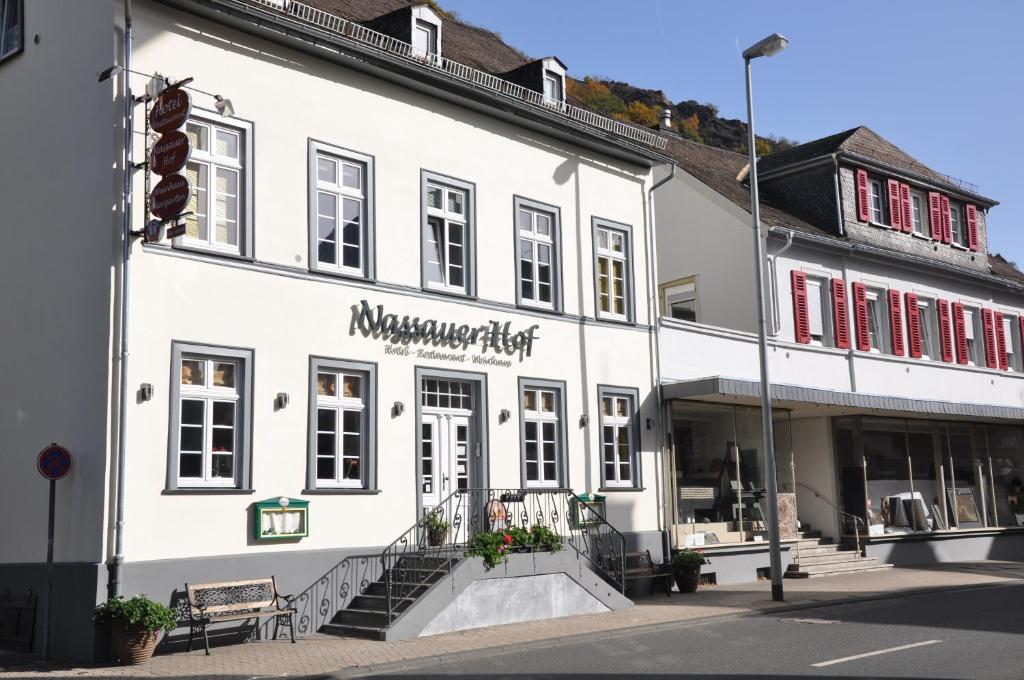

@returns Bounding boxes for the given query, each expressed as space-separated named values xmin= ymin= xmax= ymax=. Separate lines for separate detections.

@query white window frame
xmin=520 ymin=382 xmax=565 ymax=489
xmin=0 ymin=0 xmax=21 ymax=62
xmin=307 ymin=357 xmax=377 ymax=492
xmin=176 ymin=111 xmax=253 ymax=258
xmin=949 ymin=201 xmax=966 ymax=247
xmin=964 ymin=305 xmax=982 ymax=366
xmin=910 ymin=190 xmax=928 ymax=237
xmin=915 ymin=296 xmax=937 ymax=361
xmin=421 ymin=171 xmax=475 ymax=297
xmin=865 ymin=287 xmax=890 ymax=354
xmin=598 ymin=386 xmax=640 ymax=489
xmin=543 ymin=70 xmax=563 ymax=104
xmin=804 ymin=276 xmax=832 ymax=347
xmin=308 ymin=141 xmax=375 ymax=279
xmin=868 ymin=179 xmax=885 ymax=224
xmin=1003 ymin=314 xmax=1021 ymax=372
xmin=514 ymin=197 xmax=561 ymax=311
xmin=413 ymin=18 xmax=438 ymax=57
xmin=663 ymin=280 xmax=698 ymax=322
xmin=593 ymin=219 xmax=634 ymax=323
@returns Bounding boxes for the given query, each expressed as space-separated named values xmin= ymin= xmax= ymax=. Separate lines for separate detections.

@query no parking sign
xmin=37 ymin=444 xmax=73 ymax=481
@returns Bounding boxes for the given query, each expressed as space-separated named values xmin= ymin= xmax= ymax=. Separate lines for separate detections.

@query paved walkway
xmin=3 ymin=561 xmax=1023 ymax=679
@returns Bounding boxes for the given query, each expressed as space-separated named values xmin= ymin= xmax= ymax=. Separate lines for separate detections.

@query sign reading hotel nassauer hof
xmin=149 ymin=87 xmax=192 ymax=135
xmin=351 ymin=300 xmax=539 ymax=368
xmin=147 ymin=87 xmax=193 ymax=237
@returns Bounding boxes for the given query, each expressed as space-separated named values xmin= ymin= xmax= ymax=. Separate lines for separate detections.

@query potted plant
xmin=425 ymin=512 xmax=451 ymax=546
xmin=670 ymin=548 xmax=707 ymax=594
xmin=94 ymin=594 xmax=177 ymax=665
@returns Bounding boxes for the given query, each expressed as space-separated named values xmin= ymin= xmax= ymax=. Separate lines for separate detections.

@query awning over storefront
xmin=663 ymin=376 xmax=1024 ymax=422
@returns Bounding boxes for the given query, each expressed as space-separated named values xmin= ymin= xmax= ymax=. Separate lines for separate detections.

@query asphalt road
xmin=356 ymin=581 xmax=1024 ymax=679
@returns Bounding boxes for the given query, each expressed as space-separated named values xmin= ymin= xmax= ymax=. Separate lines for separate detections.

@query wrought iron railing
xmin=379 ymin=487 xmax=625 ymax=624
xmin=796 ymin=481 xmax=865 ymax=556
xmin=239 ymin=0 xmax=667 ymax=149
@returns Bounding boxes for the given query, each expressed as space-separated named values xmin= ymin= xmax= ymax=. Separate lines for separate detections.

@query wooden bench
xmin=623 ymin=550 xmax=672 ymax=597
xmin=186 ymin=577 xmax=296 ymax=655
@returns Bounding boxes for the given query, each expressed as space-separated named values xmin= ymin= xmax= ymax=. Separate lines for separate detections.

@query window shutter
xmin=887 ymin=179 xmax=903 ymax=230
xmin=852 ymin=283 xmax=870 ymax=351
xmin=982 ymin=308 xmax=998 ymax=368
xmin=995 ymin=311 xmax=1008 ymax=370
xmin=952 ymin=303 xmax=968 ymax=365
xmin=928 ymin=192 xmax=943 ymax=241
xmin=831 ymin=279 xmax=850 ymax=349
xmin=937 ymin=299 xmax=953 ymax=363
xmin=791 ymin=270 xmax=810 ymax=344
xmin=899 ymin=183 xmax=912 ymax=233
xmin=940 ymin=195 xmax=952 ymax=243
xmin=856 ymin=169 xmax=870 ymax=222
xmin=905 ymin=292 xmax=921 ymax=359
xmin=888 ymin=289 xmax=905 ymax=356
xmin=965 ymin=204 xmax=979 ymax=251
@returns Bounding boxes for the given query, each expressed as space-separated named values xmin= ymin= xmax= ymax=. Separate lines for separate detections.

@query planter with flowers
xmin=670 ymin=548 xmax=707 ymax=593
xmin=425 ymin=512 xmax=451 ymax=546
xmin=466 ymin=523 xmax=564 ymax=568
xmin=94 ymin=595 xmax=177 ymax=665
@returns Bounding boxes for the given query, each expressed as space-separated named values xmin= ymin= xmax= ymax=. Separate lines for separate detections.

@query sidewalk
xmin=4 ymin=561 xmax=1023 ymax=679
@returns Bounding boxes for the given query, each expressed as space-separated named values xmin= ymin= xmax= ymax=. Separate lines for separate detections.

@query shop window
xmin=309 ymin=141 xmax=374 ymax=279
xmin=598 ymin=387 xmax=639 ymax=488
xmin=179 ymin=114 xmax=253 ymax=258
xmin=168 ymin=343 xmax=252 ymax=490
xmin=0 ymin=0 xmax=21 ymax=62
xmin=515 ymin=197 xmax=561 ymax=311
xmin=309 ymin=358 xmax=376 ymax=490
xmin=422 ymin=171 xmax=475 ymax=296
xmin=520 ymin=380 xmax=566 ymax=488
xmin=988 ymin=425 xmax=1024 ymax=527
xmin=593 ymin=219 xmax=634 ymax=322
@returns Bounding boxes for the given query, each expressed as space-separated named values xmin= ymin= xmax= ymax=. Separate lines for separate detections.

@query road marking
xmin=812 ymin=640 xmax=942 ymax=667
xmin=784 ymin=617 xmax=842 ymax=625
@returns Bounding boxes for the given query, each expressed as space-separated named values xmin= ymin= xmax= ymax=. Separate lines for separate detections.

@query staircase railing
xmin=379 ymin=488 xmax=625 ymax=624
xmin=796 ymin=481 xmax=865 ymax=556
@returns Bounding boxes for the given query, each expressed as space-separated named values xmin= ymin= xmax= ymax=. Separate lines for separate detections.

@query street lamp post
xmin=743 ymin=32 xmax=788 ymax=603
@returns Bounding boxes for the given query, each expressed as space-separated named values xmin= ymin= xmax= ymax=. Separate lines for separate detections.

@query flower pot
xmin=673 ymin=566 xmax=701 ymax=594
xmin=110 ymin=622 xmax=160 ymax=665
xmin=427 ymin=527 xmax=448 ymax=546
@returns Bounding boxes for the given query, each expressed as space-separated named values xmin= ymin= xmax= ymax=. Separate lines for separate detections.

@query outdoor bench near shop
xmin=185 ymin=577 xmax=296 ymax=654
xmin=621 ymin=549 xmax=673 ymax=597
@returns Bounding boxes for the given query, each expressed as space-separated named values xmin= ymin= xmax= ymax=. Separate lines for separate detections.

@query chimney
xmin=659 ymin=107 xmax=673 ymax=129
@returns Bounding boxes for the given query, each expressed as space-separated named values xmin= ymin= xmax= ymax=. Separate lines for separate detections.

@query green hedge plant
xmin=94 ymin=595 xmax=177 ymax=632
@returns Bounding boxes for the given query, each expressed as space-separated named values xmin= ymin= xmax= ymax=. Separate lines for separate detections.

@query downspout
xmin=646 ymin=161 xmax=676 ymax=562
xmin=108 ymin=0 xmax=133 ymax=599
xmin=768 ymin=229 xmax=794 ymax=336
xmin=833 ymin=153 xmax=845 ymax=237
xmin=841 ymin=255 xmax=858 ymax=393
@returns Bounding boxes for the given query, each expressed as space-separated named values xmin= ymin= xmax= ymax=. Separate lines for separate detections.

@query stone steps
xmin=786 ymin=562 xmax=894 ymax=579
xmin=786 ymin=526 xmax=892 ymax=579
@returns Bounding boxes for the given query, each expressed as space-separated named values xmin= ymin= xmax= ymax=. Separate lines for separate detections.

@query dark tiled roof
xmin=989 ymin=253 xmax=1024 ymax=284
xmin=660 ymin=134 xmax=826 ymax=237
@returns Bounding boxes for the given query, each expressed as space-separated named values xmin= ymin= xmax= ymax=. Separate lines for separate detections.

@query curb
xmin=330 ymin=578 xmax=1024 ymax=677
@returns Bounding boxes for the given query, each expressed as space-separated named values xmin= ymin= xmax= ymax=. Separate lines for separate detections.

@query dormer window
xmin=410 ymin=5 xmax=442 ymax=59
xmin=543 ymin=70 xmax=562 ymax=103
xmin=539 ymin=58 xmax=566 ymax=106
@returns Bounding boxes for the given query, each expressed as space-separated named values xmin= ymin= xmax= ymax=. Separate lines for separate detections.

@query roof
xmin=660 ymin=134 xmax=826 ymax=237
xmin=989 ymin=253 xmax=1024 ymax=284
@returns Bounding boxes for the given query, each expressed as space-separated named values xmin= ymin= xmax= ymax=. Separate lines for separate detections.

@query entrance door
xmin=420 ymin=413 xmax=473 ymax=510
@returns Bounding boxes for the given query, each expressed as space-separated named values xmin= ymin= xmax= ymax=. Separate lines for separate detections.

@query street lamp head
xmin=742 ymin=33 xmax=788 ymax=60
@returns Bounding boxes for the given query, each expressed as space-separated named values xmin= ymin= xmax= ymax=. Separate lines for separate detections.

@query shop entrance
xmin=418 ymin=376 xmax=481 ymax=523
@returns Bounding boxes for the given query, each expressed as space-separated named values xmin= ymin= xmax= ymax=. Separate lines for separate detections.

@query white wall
xmin=791 ymin=417 xmax=841 ymax=540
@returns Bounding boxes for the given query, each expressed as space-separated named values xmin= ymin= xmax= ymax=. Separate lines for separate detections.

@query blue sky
xmin=442 ymin=0 xmax=1024 ymax=264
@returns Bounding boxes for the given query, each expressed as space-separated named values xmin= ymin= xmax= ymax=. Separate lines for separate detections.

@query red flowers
xmin=504 ymin=533 xmax=513 ymax=544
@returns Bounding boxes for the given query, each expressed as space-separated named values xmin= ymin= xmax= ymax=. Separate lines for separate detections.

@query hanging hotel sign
xmin=352 ymin=300 xmax=539 ymax=365
xmin=149 ymin=87 xmax=192 ymax=135
xmin=149 ymin=130 xmax=191 ymax=176
xmin=150 ymin=174 xmax=191 ymax=221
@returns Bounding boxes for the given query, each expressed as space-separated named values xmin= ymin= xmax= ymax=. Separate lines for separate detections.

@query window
xmin=0 ymin=0 xmax=21 ymax=62
xmin=309 ymin=141 xmax=374 ymax=278
xmin=413 ymin=18 xmax=437 ymax=57
xmin=910 ymin=190 xmax=927 ymax=237
xmin=805 ymin=276 xmax=831 ymax=346
xmin=168 ymin=343 xmax=252 ymax=490
xmin=1004 ymin=314 xmax=1021 ymax=372
xmin=422 ymin=172 xmax=475 ymax=296
xmin=543 ymin=70 xmax=563 ymax=104
xmin=598 ymin=387 xmax=640 ymax=489
xmin=181 ymin=114 xmax=253 ymax=257
xmin=916 ymin=297 xmax=938 ymax=360
xmin=309 ymin=358 xmax=376 ymax=490
xmin=949 ymin=202 xmax=966 ymax=247
xmin=865 ymin=288 xmax=889 ymax=353
xmin=515 ymin=197 xmax=561 ymax=310
xmin=868 ymin=179 xmax=884 ymax=224
xmin=593 ymin=219 xmax=634 ymax=322
xmin=663 ymin=279 xmax=697 ymax=322
xmin=964 ymin=306 xmax=981 ymax=365
xmin=520 ymin=380 xmax=566 ymax=488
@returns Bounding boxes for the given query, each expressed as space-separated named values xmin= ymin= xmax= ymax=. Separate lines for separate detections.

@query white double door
xmin=420 ymin=412 xmax=473 ymax=512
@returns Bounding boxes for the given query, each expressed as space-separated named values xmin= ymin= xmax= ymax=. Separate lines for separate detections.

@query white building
xmin=0 ymin=0 xmax=672 ymax=659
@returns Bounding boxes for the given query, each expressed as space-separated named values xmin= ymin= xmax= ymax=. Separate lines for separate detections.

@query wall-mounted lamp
xmin=139 ymin=383 xmax=153 ymax=402
xmin=579 ymin=414 xmax=590 ymax=428
xmin=214 ymin=95 xmax=235 ymax=117
xmin=392 ymin=401 xmax=405 ymax=417
xmin=275 ymin=392 xmax=289 ymax=410
xmin=499 ymin=409 xmax=511 ymax=424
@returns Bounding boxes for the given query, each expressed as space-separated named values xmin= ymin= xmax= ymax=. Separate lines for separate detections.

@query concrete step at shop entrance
xmin=785 ymin=529 xmax=892 ymax=579
xmin=786 ymin=560 xmax=894 ymax=578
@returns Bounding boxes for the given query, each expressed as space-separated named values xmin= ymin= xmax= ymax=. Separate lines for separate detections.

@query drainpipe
xmin=768 ymin=228 xmax=794 ymax=336
xmin=646 ymin=161 xmax=676 ymax=562
xmin=841 ymin=256 xmax=857 ymax=393
xmin=833 ymin=153 xmax=845 ymax=237
xmin=108 ymin=0 xmax=133 ymax=600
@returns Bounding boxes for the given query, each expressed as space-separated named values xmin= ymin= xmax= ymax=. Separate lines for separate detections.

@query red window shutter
xmin=905 ymin=292 xmax=922 ymax=358
xmin=831 ymin=279 xmax=850 ymax=349
xmin=995 ymin=311 xmax=1008 ymax=370
xmin=937 ymin=299 xmax=953 ymax=363
xmin=791 ymin=270 xmax=810 ymax=344
xmin=940 ymin=195 xmax=952 ymax=243
xmin=982 ymin=308 xmax=998 ymax=368
xmin=888 ymin=289 xmax=905 ymax=356
xmin=928 ymin=192 xmax=943 ymax=240
xmin=899 ymin=183 xmax=912 ymax=233
xmin=856 ymin=169 xmax=870 ymax=222
xmin=852 ymin=283 xmax=870 ymax=351
xmin=965 ymin=204 xmax=979 ymax=251
xmin=952 ymin=303 xmax=969 ymax=365
xmin=887 ymin=179 xmax=903 ymax=230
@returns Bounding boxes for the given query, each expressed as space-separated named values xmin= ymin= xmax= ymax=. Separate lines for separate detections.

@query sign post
xmin=37 ymin=443 xmax=73 ymax=659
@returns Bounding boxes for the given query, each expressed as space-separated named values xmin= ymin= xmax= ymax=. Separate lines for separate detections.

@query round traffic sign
xmin=150 ymin=130 xmax=191 ymax=176
xmin=37 ymin=444 xmax=73 ymax=481
xmin=149 ymin=88 xmax=192 ymax=135
xmin=150 ymin=173 xmax=192 ymax=221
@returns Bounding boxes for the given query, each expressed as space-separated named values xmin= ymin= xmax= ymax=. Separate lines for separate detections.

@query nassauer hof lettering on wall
xmin=351 ymin=300 xmax=539 ymax=367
